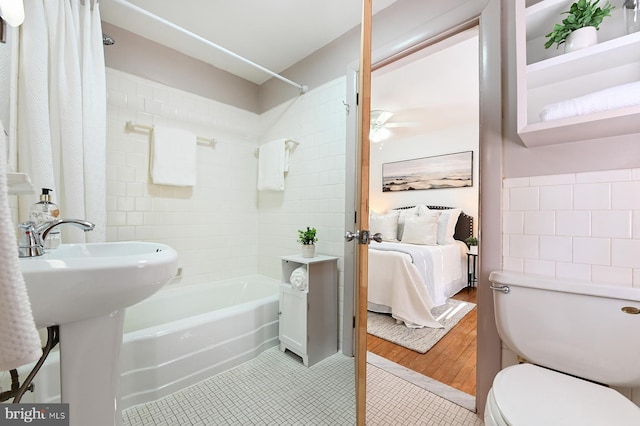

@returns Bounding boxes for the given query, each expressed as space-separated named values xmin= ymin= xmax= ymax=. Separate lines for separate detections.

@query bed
xmin=368 ymin=205 xmax=473 ymax=328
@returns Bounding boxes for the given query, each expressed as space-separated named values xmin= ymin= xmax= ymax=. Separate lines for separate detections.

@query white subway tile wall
xmin=106 ymin=69 xmax=348 ymax=345
xmin=503 ymin=169 xmax=640 ymax=287
xmin=258 ymin=78 xmax=347 ymax=344
xmin=106 ymin=67 xmax=263 ymax=286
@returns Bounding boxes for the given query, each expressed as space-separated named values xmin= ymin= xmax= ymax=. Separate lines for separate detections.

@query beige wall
xmin=102 ymin=23 xmax=260 ymax=114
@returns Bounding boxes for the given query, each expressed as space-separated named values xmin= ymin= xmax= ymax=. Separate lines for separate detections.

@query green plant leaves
xmin=297 ymin=227 xmax=318 ymax=245
xmin=544 ymin=0 xmax=613 ymax=49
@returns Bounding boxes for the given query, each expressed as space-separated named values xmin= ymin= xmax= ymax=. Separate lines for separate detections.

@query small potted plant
xmin=465 ymin=236 xmax=478 ymax=255
xmin=544 ymin=0 xmax=613 ymax=52
xmin=298 ymin=227 xmax=318 ymax=258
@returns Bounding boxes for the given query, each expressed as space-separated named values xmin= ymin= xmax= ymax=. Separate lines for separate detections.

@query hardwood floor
xmin=366 ymin=287 xmax=478 ymax=396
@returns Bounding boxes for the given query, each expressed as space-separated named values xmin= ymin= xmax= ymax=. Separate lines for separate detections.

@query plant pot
xmin=469 ymin=245 xmax=478 ymax=255
xmin=565 ymin=26 xmax=598 ymax=53
xmin=301 ymin=244 xmax=316 ymax=258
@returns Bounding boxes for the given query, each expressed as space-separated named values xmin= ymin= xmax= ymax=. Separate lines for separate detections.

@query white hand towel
xmin=290 ymin=266 xmax=308 ymax=291
xmin=257 ymin=139 xmax=286 ymax=191
xmin=0 ymin=120 xmax=42 ymax=370
xmin=151 ymin=126 xmax=197 ymax=186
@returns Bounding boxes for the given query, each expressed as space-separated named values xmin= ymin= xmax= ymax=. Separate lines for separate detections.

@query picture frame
xmin=382 ymin=150 xmax=473 ymax=192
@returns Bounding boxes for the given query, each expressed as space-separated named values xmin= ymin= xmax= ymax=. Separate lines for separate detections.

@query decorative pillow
xmin=401 ymin=214 xmax=438 ymax=245
xmin=397 ymin=207 xmax=418 ymax=240
xmin=370 ymin=210 xmax=399 ymax=242
xmin=417 ymin=204 xmax=432 ymax=216
xmin=437 ymin=208 xmax=462 ymax=245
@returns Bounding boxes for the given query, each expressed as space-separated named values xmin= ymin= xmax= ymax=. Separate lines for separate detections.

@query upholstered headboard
xmin=395 ymin=205 xmax=473 ymax=242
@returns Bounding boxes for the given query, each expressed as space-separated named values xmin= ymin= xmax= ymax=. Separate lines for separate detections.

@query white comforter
xmin=368 ymin=241 xmax=467 ymax=328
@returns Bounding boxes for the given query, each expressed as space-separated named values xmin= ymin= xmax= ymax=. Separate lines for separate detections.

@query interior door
xmin=354 ymin=1 xmax=372 ymax=425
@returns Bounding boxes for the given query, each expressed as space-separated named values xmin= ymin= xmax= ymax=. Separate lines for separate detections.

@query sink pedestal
xmin=59 ymin=310 xmax=126 ymax=426
xmin=20 ymin=241 xmax=179 ymax=425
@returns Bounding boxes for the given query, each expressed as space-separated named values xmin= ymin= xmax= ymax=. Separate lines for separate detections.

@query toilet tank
xmin=489 ymin=271 xmax=640 ymax=387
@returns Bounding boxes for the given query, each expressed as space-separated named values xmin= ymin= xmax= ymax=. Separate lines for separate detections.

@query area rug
xmin=367 ymin=299 xmax=476 ymax=354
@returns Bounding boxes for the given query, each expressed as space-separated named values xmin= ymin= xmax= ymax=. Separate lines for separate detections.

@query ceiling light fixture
xmin=369 ymin=126 xmax=390 ymax=143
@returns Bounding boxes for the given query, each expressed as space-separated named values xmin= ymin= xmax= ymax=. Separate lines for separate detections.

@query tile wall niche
xmin=106 ymin=68 xmax=262 ymax=286
xmin=258 ymin=77 xmax=347 ymax=345
xmin=503 ymin=168 xmax=640 ymax=287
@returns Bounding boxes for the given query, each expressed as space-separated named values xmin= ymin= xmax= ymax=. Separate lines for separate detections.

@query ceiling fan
xmin=370 ymin=110 xmax=420 ymax=143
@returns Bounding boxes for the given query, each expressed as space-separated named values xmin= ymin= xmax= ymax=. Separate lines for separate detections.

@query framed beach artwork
xmin=382 ymin=151 xmax=473 ymax=192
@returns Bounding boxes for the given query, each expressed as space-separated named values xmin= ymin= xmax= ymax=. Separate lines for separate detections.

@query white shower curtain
xmin=17 ymin=0 xmax=106 ymax=242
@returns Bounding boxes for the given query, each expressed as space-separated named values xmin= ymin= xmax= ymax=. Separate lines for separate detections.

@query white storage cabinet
xmin=279 ymin=254 xmax=338 ymax=367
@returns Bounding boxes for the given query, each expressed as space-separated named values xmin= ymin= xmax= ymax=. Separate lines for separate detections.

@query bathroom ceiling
xmin=99 ymin=0 xmax=399 ymax=85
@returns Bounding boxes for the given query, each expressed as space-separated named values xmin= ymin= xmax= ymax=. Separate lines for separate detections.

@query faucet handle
xmin=17 ymin=221 xmax=45 ymax=257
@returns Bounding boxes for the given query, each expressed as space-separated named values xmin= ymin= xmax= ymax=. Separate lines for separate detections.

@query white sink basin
xmin=20 ymin=241 xmax=178 ymax=327
xmin=19 ymin=241 xmax=178 ymax=426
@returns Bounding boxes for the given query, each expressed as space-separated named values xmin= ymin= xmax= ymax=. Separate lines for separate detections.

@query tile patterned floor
xmin=122 ymin=347 xmax=483 ymax=425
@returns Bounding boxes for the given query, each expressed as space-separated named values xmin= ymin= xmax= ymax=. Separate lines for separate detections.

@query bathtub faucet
xmin=17 ymin=219 xmax=95 ymax=257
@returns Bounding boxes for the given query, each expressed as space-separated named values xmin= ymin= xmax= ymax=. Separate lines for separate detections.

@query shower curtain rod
xmin=110 ymin=0 xmax=309 ymax=94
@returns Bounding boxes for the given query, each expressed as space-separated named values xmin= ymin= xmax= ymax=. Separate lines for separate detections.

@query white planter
xmin=469 ymin=245 xmax=478 ymax=255
xmin=565 ymin=26 xmax=598 ymax=53
xmin=301 ymin=244 xmax=316 ymax=258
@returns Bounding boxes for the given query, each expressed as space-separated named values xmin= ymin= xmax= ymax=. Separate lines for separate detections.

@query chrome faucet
xmin=18 ymin=219 xmax=95 ymax=257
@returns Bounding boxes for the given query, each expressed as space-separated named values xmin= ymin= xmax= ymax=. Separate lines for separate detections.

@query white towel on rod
xmin=257 ymin=138 xmax=286 ymax=191
xmin=0 ymin=120 xmax=42 ymax=371
xmin=151 ymin=125 xmax=197 ymax=186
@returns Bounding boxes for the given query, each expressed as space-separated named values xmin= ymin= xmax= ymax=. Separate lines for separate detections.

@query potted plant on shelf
xmin=298 ymin=227 xmax=318 ymax=258
xmin=544 ymin=0 xmax=614 ymax=52
xmin=465 ymin=236 xmax=478 ymax=255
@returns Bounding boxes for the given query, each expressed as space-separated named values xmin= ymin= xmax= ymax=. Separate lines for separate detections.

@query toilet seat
xmin=491 ymin=364 xmax=640 ymax=426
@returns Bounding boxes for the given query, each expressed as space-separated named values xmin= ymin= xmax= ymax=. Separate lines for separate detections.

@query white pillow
xmin=397 ymin=207 xmax=418 ymax=240
xmin=401 ymin=214 xmax=438 ymax=245
xmin=437 ymin=208 xmax=462 ymax=245
xmin=417 ymin=204 xmax=432 ymax=216
xmin=370 ymin=210 xmax=399 ymax=242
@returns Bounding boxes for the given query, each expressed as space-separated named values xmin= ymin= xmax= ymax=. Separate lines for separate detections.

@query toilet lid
xmin=492 ymin=364 xmax=640 ymax=426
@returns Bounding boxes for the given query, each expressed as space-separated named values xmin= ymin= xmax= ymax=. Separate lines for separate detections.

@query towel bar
xmin=254 ymin=139 xmax=299 ymax=157
xmin=125 ymin=121 xmax=216 ymax=147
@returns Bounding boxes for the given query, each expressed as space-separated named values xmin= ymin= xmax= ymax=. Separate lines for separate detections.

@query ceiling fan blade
xmin=371 ymin=110 xmax=394 ymax=125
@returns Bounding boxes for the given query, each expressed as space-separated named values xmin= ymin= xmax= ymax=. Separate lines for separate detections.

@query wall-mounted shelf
xmin=516 ymin=0 xmax=640 ymax=147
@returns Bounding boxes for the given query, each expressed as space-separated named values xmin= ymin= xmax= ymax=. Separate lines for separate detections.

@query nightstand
xmin=467 ymin=252 xmax=477 ymax=288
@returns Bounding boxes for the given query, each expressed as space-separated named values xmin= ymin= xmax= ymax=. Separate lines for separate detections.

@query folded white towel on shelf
xmin=290 ymin=266 xmax=308 ymax=291
xmin=257 ymin=138 xmax=286 ymax=191
xmin=151 ymin=125 xmax=197 ymax=186
xmin=540 ymin=81 xmax=640 ymax=122
xmin=0 ymin=119 xmax=42 ymax=371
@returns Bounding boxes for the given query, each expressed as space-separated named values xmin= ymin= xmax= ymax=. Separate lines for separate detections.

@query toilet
xmin=485 ymin=271 xmax=640 ymax=425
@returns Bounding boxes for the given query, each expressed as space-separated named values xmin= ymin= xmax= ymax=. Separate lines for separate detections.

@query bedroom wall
xmin=369 ymin=124 xmax=479 ymax=230
xmin=369 ymin=32 xmax=479 ymax=234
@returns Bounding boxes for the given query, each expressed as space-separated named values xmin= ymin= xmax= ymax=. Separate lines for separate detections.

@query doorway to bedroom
xmin=366 ymin=25 xmax=480 ymax=405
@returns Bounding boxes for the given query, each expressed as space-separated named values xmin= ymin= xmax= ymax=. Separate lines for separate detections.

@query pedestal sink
xmin=20 ymin=241 xmax=179 ymax=426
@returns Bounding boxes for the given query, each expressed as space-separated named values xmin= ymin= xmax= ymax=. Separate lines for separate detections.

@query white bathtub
xmin=119 ymin=274 xmax=280 ymax=409
xmin=7 ymin=275 xmax=281 ymax=408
